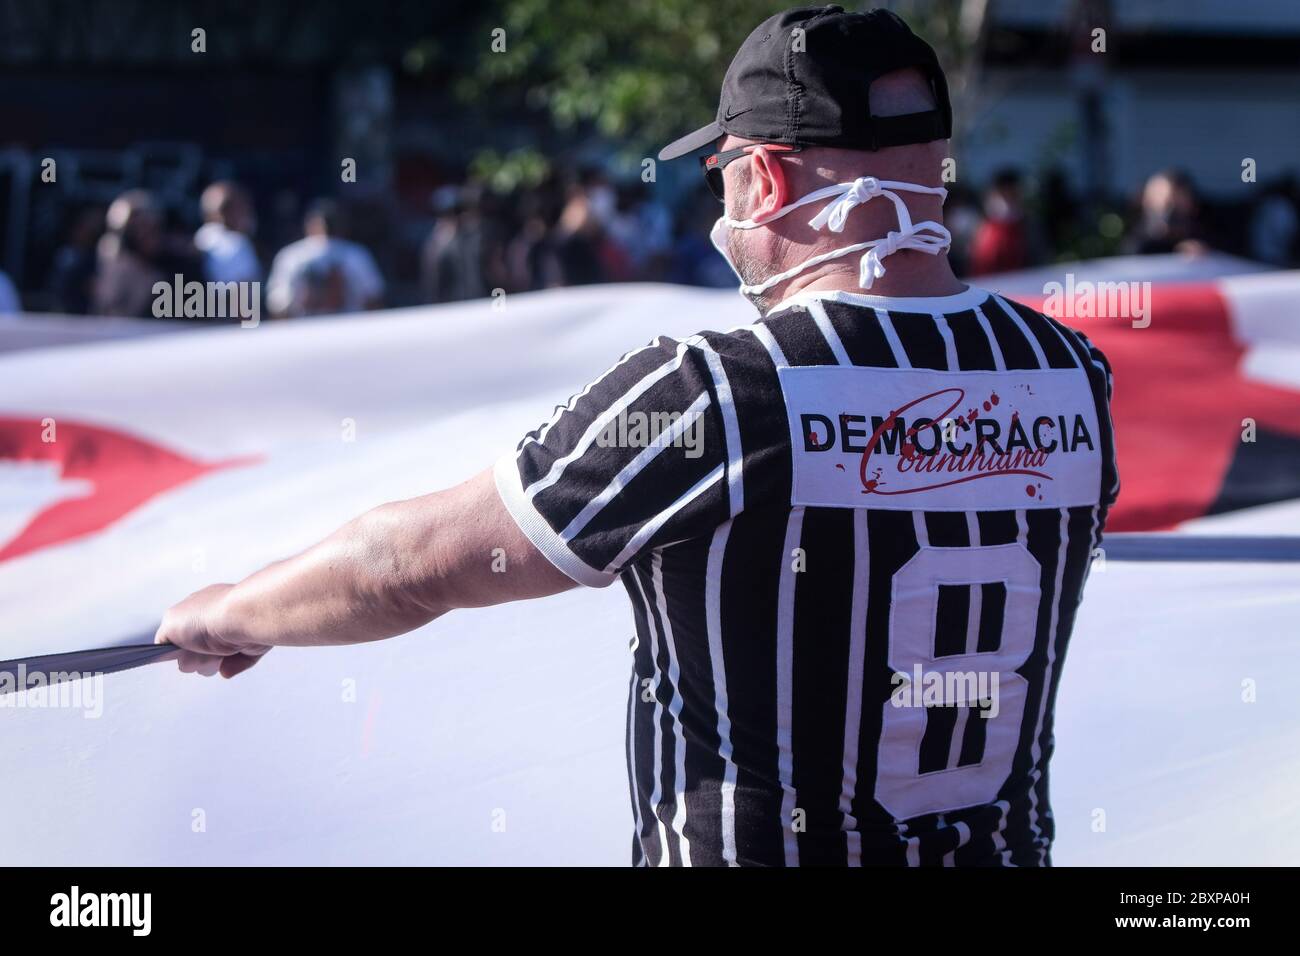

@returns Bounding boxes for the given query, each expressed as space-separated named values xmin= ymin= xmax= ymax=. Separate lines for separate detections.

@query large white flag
xmin=1 ymin=277 xmax=1297 ymax=864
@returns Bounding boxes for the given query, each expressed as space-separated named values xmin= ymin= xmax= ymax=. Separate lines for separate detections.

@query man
xmin=969 ymin=168 xmax=1031 ymax=276
xmin=195 ymin=181 xmax=261 ymax=285
xmin=93 ymin=189 xmax=201 ymax=318
xmin=265 ymin=200 xmax=384 ymax=316
xmin=159 ymin=6 xmax=1118 ymax=866
xmin=423 ymin=184 xmax=497 ymax=302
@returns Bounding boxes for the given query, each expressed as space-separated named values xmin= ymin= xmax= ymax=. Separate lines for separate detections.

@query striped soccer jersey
xmin=494 ymin=284 xmax=1119 ymax=866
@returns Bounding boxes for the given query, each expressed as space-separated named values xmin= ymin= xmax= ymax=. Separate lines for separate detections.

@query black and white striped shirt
xmin=495 ymin=285 xmax=1119 ymax=866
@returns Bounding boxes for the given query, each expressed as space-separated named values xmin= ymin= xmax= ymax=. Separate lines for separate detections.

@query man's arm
xmin=155 ymin=467 xmax=577 ymax=678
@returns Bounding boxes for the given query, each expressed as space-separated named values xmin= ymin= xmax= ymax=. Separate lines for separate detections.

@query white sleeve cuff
xmin=492 ymin=452 xmax=618 ymax=589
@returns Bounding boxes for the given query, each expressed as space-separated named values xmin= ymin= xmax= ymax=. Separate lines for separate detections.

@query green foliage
xmin=400 ymin=0 xmax=995 ymax=195
xmin=457 ymin=0 xmax=798 ymax=153
xmin=469 ymin=148 xmax=552 ymax=194
xmin=451 ymin=1 xmax=981 ymax=157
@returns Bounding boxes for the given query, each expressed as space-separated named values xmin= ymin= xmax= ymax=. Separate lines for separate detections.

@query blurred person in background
xmin=422 ymin=184 xmax=488 ymax=302
xmin=476 ymin=186 xmax=514 ymax=295
xmin=266 ymin=199 xmax=384 ymax=317
xmin=587 ymin=172 xmax=634 ymax=282
xmin=47 ymin=205 xmax=104 ymax=315
xmin=0 ymin=268 xmax=20 ymax=314
xmin=1249 ymin=175 xmax=1299 ymax=268
xmin=1126 ymin=168 xmax=1210 ymax=256
xmin=608 ymin=182 xmax=673 ymax=282
xmin=504 ymin=187 xmax=562 ymax=292
xmin=551 ymin=169 xmax=613 ymax=286
xmin=940 ymin=183 xmax=982 ymax=277
xmin=195 ymin=181 xmax=261 ymax=284
xmin=968 ymin=167 xmax=1030 ymax=275
xmin=93 ymin=189 xmax=199 ymax=318
xmin=1037 ymin=167 xmax=1079 ymax=261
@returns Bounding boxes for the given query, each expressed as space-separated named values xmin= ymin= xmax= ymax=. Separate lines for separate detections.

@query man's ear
xmin=746 ymin=146 xmax=790 ymax=223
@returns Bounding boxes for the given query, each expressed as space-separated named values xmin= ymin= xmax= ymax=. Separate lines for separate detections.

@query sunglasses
xmin=699 ymin=143 xmax=802 ymax=203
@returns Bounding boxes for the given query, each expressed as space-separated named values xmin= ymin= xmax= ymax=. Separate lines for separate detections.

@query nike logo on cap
xmin=723 ymin=105 xmax=752 ymax=121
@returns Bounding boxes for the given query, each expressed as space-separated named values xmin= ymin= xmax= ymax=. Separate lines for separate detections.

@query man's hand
xmin=155 ymin=583 xmax=273 ymax=679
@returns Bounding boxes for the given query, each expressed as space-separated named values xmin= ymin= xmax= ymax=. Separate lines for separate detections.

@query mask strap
xmin=731 ymin=176 xmax=953 ymax=296
xmin=856 ymin=220 xmax=951 ymax=290
xmin=807 ymin=177 xmax=948 ymax=232
xmin=723 ymin=181 xmax=853 ymax=230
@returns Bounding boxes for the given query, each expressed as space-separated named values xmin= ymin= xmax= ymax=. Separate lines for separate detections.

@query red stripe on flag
xmin=1013 ymin=282 xmax=1300 ymax=530
xmin=0 ymin=417 xmax=257 ymax=563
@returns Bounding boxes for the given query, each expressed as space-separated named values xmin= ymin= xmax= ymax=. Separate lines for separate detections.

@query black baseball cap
xmin=658 ymin=5 xmax=951 ymax=161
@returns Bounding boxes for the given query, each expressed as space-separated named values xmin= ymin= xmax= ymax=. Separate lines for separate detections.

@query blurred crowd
xmin=419 ymin=167 xmax=734 ymax=302
xmin=2 ymin=162 xmax=1298 ymax=320
xmin=948 ymin=166 xmax=1300 ymax=275
xmin=37 ymin=185 xmax=385 ymax=319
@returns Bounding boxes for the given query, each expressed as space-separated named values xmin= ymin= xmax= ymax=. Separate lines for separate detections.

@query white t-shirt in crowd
xmin=265 ymin=236 xmax=384 ymax=316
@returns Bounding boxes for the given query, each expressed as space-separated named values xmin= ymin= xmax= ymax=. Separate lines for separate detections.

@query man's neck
xmin=764 ymin=253 xmax=967 ymax=312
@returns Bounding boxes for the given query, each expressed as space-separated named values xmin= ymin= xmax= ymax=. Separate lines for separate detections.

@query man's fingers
xmin=173 ymin=645 xmax=267 ymax=678
xmin=155 ymin=583 xmax=235 ymax=655
xmin=155 ymin=608 xmax=213 ymax=653
xmin=220 ymin=651 xmax=269 ymax=679
xmin=158 ymin=584 xmax=269 ymax=679
xmin=176 ymin=649 xmax=223 ymax=676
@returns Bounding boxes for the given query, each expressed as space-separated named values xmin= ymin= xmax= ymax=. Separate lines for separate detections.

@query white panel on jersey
xmin=777 ymin=366 xmax=1102 ymax=511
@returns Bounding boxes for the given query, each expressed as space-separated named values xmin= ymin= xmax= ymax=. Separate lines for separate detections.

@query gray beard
xmin=727 ymin=232 xmax=779 ymax=314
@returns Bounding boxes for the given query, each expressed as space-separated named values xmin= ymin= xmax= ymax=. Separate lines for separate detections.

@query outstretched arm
xmin=155 ymin=467 xmax=576 ymax=678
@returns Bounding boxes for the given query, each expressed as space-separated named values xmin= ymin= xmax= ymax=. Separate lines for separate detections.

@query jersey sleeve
xmin=494 ymin=335 xmax=734 ymax=587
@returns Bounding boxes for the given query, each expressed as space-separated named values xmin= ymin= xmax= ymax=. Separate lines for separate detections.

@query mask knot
xmin=808 ymin=176 xmax=882 ymax=233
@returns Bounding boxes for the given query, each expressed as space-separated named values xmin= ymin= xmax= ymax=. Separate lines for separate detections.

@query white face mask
xmin=709 ymin=175 xmax=952 ymax=302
